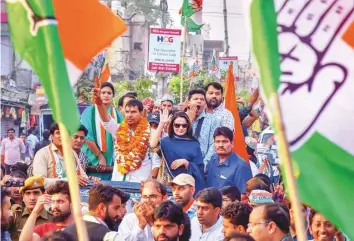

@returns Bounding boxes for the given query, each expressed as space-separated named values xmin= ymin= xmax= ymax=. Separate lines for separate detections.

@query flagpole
xmin=272 ymin=96 xmax=307 ymax=241
xmin=180 ymin=16 xmax=188 ymax=104
xmin=58 ymin=123 xmax=89 ymax=241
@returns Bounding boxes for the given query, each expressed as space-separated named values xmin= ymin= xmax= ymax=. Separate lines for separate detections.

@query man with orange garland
xmin=92 ymin=88 xmax=160 ymax=182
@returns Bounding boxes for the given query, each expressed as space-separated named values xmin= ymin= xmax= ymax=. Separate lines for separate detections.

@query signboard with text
xmin=148 ymin=28 xmax=181 ymax=73
xmin=218 ymin=56 xmax=239 ymax=80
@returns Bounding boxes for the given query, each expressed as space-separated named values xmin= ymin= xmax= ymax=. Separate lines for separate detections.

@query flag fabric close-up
xmin=180 ymin=0 xmax=203 ymax=32
xmin=6 ymin=0 xmax=126 ymax=135
xmin=224 ymin=63 xmax=249 ymax=162
xmin=247 ymin=0 xmax=354 ymax=238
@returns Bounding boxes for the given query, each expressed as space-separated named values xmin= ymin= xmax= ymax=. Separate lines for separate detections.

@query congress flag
xmin=247 ymin=0 xmax=354 ymax=238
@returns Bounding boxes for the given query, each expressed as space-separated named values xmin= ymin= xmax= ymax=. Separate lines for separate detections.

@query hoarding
xmin=148 ymin=28 xmax=181 ymax=73
xmin=218 ymin=56 xmax=239 ymax=80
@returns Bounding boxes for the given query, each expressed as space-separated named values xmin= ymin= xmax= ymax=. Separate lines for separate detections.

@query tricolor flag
xmin=208 ymin=54 xmax=221 ymax=79
xmin=247 ymin=0 xmax=354 ymax=238
xmin=224 ymin=63 xmax=248 ymax=162
xmin=6 ymin=0 xmax=126 ymax=134
xmin=180 ymin=0 xmax=204 ymax=32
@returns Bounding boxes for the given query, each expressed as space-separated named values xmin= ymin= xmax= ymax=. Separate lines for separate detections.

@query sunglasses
xmin=173 ymin=123 xmax=188 ymax=129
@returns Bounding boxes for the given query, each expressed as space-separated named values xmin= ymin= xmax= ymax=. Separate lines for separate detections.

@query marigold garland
xmin=115 ymin=118 xmax=150 ymax=174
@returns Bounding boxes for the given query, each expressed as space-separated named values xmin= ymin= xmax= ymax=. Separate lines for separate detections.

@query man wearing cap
xmin=248 ymin=190 xmax=274 ymax=208
xmin=160 ymin=94 xmax=174 ymax=115
xmin=168 ymin=174 xmax=197 ymax=220
xmin=9 ymin=176 xmax=52 ymax=241
xmin=147 ymin=113 xmax=160 ymax=130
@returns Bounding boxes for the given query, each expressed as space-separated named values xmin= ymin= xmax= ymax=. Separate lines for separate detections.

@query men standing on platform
xmin=81 ymin=82 xmax=123 ymax=180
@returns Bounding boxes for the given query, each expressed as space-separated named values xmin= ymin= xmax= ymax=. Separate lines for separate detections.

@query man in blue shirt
xmin=206 ymin=127 xmax=252 ymax=198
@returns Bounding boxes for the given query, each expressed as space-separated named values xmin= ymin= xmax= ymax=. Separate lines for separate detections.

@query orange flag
xmin=224 ymin=62 xmax=249 ymax=162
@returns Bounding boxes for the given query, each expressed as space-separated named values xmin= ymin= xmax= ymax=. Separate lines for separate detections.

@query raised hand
xmin=33 ymin=194 xmax=52 ymax=216
xmin=275 ymin=1 xmax=353 ymax=147
xmin=160 ymin=109 xmax=170 ymax=124
xmin=91 ymin=88 xmax=102 ymax=105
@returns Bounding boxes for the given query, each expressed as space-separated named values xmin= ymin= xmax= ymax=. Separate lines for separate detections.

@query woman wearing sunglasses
xmin=150 ymin=110 xmax=205 ymax=193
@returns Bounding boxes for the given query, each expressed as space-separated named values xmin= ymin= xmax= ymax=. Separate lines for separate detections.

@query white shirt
xmin=190 ymin=216 xmax=224 ymax=241
xmin=117 ymin=213 xmax=154 ymax=241
xmin=250 ymin=161 xmax=259 ymax=177
xmin=102 ymin=118 xmax=160 ymax=182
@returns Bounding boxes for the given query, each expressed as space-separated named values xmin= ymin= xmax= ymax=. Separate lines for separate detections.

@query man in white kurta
xmin=101 ymin=118 xmax=160 ymax=182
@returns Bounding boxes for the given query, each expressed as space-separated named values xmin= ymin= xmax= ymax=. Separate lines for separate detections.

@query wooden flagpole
xmin=272 ymin=96 xmax=307 ymax=241
xmin=180 ymin=16 xmax=188 ymax=104
xmin=58 ymin=123 xmax=89 ymax=241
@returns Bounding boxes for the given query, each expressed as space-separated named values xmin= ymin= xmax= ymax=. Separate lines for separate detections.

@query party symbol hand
xmin=276 ymin=1 xmax=352 ymax=146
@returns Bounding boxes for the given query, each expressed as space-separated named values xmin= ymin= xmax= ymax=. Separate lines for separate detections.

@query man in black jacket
xmin=63 ymin=184 xmax=130 ymax=241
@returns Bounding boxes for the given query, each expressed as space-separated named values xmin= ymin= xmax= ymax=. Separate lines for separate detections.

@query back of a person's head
xmin=246 ymin=177 xmax=271 ymax=194
xmin=9 ymin=170 xmax=27 ymax=180
xmin=262 ymin=203 xmax=290 ymax=234
xmin=42 ymin=129 xmax=50 ymax=140
xmin=195 ymin=187 xmax=222 ymax=208
xmin=254 ymin=174 xmax=272 ymax=188
xmin=220 ymin=186 xmax=241 ymax=202
xmin=41 ymin=231 xmax=74 ymax=241
xmin=224 ymin=232 xmax=255 ymax=241
xmin=10 ymin=162 xmax=28 ymax=177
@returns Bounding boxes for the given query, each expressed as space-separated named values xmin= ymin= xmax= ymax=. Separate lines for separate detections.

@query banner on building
xmin=148 ymin=28 xmax=182 ymax=73
xmin=219 ymin=56 xmax=239 ymax=81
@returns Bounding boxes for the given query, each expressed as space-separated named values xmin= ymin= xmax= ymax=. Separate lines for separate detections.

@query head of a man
xmin=140 ymin=179 xmax=168 ymax=208
xmin=160 ymin=97 xmax=174 ymax=115
xmin=47 ymin=181 xmax=72 ymax=223
xmin=88 ymin=184 xmax=130 ymax=230
xmin=224 ymin=233 xmax=255 ymax=241
xmin=204 ymin=82 xmax=224 ymax=110
xmin=309 ymin=209 xmax=337 ymax=241
xmin=153 ymin=201 xmax=186 ymax=241
xmin=118 ymin=94 xmax=136 ymax=114
xmin=246 ymin=178 xmax=271 ymax=198
xmin=71 ymin=125 xmax=88 ymax=152
xmin=196 ymin=187 xmax=222 ymax=229
xmin=247 ymin=203 xmax=290 ymax=241
xmin=214 ymin=127 xmax=234 ymax=158
xmin=7 ymin=128 xmax=15 ymax=139
xmin=188 ymin=89 xmax=206 ymax=116
xmin=20 ymin=133 xmax=27 ymax=143
xmin=221 ymin=203 xmax=252 ymax=238
xmin=168 ymin=174 xmax=195 ymax=209
xmin=50 ymin=123 xmax=61 ymax=148
xmin=153 ymin=103 xmax=160 ymax=113
xmin=8 ymin=170 xmax=27 ymax=204
xmin=221 ymin=186 xmax=241 ymax=211
xmin=42 ymin=129 xmax=50 ymax=140
xmin=1 ymin=188 xmax=11 ymax=230
xmin=20 ymin=176 xmax=45 ymax=211
xmin=100 ymin=82 xmax=115 ymax=106
xmin=124 ymin=99 xmax=144 ymax=126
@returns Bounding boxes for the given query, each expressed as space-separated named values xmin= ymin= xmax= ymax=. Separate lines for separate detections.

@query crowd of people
xmin=0 ymin=82 xmax=347 ymax=241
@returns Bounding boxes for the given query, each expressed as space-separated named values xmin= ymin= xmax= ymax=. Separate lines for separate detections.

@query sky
xmin=166 ymin=0 xmax=251 ymax=60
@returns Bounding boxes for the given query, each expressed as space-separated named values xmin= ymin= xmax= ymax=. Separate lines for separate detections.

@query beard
xmin=104 ymin=209 xmax=118 ymax=231
xmin=154 ymin=233 xmax=179 ymax=241
xmin=206 ymin=98 xmax=222 ymax=109
xmin=52 ymin=209 xmax=71 ymax=223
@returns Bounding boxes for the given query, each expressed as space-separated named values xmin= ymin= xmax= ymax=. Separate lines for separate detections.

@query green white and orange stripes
xmin=6 ymin=0 xmax=126 ymax=134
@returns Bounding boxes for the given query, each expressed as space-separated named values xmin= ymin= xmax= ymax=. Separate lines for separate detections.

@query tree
xmin=122 ymin=0 xmax=173 ymax=26
xmin=168 ymin=69 xmax=220 ymax=103
xmin=112 ymin=77 xmax=153 ymax=106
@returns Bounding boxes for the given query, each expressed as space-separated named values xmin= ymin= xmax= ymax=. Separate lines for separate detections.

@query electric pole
xmin=223 ymin=0 xmax=229 ymax=56
xmin=159 ymin=0 xmax=168 ymax=97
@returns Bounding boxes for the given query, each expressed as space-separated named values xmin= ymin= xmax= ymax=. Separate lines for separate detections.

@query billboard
xmin=148 ymin=28 xmax=181 ymax=73
xmin=218 ymin=56 xmax=239 ymax=80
